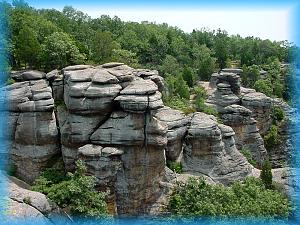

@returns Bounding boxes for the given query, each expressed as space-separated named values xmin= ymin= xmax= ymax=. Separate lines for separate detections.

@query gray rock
xmin=120 ymin=79 xmax=158 ymax=95
xmin=183 ymin=112 xmax=252 ymax=185
xmin=21 ymin=71 xmax=46 ymax=81
xmin=90 ymin=111 xmax=167 ymax=147
xmin=154 ymin=107 xmax=189 ymax=160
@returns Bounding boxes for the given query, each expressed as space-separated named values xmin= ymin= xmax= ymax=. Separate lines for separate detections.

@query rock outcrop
xmin=183 ymin=112 xmax=252 ymax=184
xmin=206 ymin=72 xmax=270 ymax=164
xmin=5 ymin=72 xmax=60 ymax=183
xmin=6 ymin=63 xmax=283 ymax=216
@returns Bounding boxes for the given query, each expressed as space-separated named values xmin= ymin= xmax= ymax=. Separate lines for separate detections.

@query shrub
xmin=163 ymin=96 xmax=196 ymax=115
xmin=167 ymin=161 xmax=183 ymax=174
xmin=169 ymin=177 xmax=290 ymax=217
xmin=264 ymin=125 xmax=280 ymax=149
xmin=240 ymin=148 xmax=257 ymax=167
xmin=254 ymin=79 xmax=273 ymax=97
xmin=260 ymin=159 xmax=273 ymax=189
xmin=32 ymin=160 xmax=108 ymax=217
xmin=272 ymin=106 xmax=285 ymax=124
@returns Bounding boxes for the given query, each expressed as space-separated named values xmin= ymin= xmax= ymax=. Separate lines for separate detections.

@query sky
xmin=12 ymin=0 xmax=300 ymax=42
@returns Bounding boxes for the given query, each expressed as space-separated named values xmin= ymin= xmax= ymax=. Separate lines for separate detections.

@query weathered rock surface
xmin=6 ymin=63 xmax=284 ymax=217
xmin=205 ymin=72 xmax=271 ymax=164
xmin=182 ymin=112 xmax=252 ymax=184
xmin=241 ymin=90 xmax=272 ymax=135
xmin=6 ymin=176 xmax=61 ymax=222
xmin=6 ymin=73 xmax=59 ymax=183
xmin=221 ymin=104 xmax=267 ymax=164
xmin=154 ymin=107 xmax=189 ymax=161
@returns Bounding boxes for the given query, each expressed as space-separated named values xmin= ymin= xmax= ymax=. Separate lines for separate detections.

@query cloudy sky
xmin=21 ymin=0 xmax=298 ymax=42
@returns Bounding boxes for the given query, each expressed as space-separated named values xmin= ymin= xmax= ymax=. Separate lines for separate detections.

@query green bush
xmin=260 ymin=159 xmax=273 ymax=189
xmin=32 ymin=160 xmax=108 ymax=217
xmin=264 ymin=125 xmax=280 ymax=150
xmin=272 ymin=106 xmax=285 ymax=124
xmin=254 ymin=79 xmax=273 ymax=97
xmin=167 ymin=161 xmax=183 ymax=173
xmin=169 ymin=177 xmax=291 ymax=217
xmin=163 ymin=96 xmax=196 ymax=115
xmin=240 ymin=148 xmax=257 ymax=167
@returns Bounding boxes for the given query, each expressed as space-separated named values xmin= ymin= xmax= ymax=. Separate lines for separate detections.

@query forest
xmin=1 ymin=1 xmax=299 ymax=105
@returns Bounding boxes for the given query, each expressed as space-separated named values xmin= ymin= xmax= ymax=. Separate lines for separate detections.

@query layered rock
xmin=88 ymin=110 xmax=167 ymax=215
xmin=205 ymin=72 xmax=271 ymax=164
xmin=6 ymin=72 xmax=60 ymax=183
xmin=241 ymin=88 xmax=272 ymax=135
xmin=220 ymin=104 xmax=267 ymax=163
xmin=154 ymin=107 xmax=189 ymax=161
xmin=5 ymin=63 xmax=275 ymax=216
xmin=182 ymin=112 xmax=252 ymax=184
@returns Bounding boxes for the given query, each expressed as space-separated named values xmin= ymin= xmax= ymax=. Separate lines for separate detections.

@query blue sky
xmin=13 ymin=0 xmax=300 ymax=42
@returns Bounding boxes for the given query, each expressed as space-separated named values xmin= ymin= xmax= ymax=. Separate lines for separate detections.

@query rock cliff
xmin=5 ymin=63 xmax=287 ymax=215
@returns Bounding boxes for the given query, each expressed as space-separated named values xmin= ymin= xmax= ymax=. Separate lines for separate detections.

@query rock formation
xmin=5 ymin=63 xmax=286 ymax=216
xmin=205 ymin=72 xmax=271 ymax=164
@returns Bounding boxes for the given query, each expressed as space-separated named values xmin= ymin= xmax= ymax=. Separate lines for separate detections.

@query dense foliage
xmin=32 ymin=160 xmax=108 ymax=217
xmin=260 ymin=159 xmax=273 ymax=189
xmin=169 ymin=177 xmax=291 ymax=217
xmin=264 ymin=125 xmax=280 ymax=150
xmin=4 ymin=1 xmax=296 ymax=73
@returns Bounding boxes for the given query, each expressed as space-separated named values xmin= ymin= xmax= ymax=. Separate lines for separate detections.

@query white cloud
xmin=79 ymin=7 xmax=291 ymax=41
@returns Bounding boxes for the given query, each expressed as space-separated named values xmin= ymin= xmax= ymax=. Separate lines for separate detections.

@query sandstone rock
xmin=11 ymin=70 xmax=46 ymax=81
xmin=45 ymin=69 xmax=59 ymax=81
xmin=220 ymin=104 xmax=267 ymax=164
xmin=183 ymin=112 xmax=252 ymax=185
xmin=221 ymin=68 xmax=243 ymax=75
xmin=217 ymin=72 xmax=241 ymax=94
xmin=90 ymin=111 xmax=167 ymax=147
xmin=7 ymin=75 xmax=59 ymax=183
xmin=154 ymin=107 xmax=189 ymax=161
xmin=6 ymin=175 xmax=62 ymax=222
xmin=63 ymin=64 xmax=93 ymax=72
xmin=101 ymin=62 xmax=124 ymax=68
xmin=120 ymin=79 xmax=158 ymax=95
xmin=115 ymin=91 xmax=164 ymax=112
xmin=241 ymin=91 xmax=272 ymax=134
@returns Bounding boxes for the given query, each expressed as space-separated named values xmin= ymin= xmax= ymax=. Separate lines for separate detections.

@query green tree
xmin=192 ymin=44 xmax=216 ymax=81
xmin=242 ymin=64 xmax=260 ymax=88
xmin=182 ymin=66 xmax=195 ymax=87
xmin=260 ymin=159 xmax=273 ymax=189
xmin=40 ymin=32 xmax=85 ymax=70
xmin=32 ymin=160 xmax=108 ymax=217
xmin=175 ymin=74 xmax=190 ymax=99
xmin=14 ymin=25 xmax=41 ymax=68
xmin=111 ymin=49 xmax=139 ymax=68
xmin=91 ymin=30 xmax=119 ymax=63
xmin=214 ymin=29 xmax=229 ymax=69
xmin=160 ymin=54 xmax=180 ymax=77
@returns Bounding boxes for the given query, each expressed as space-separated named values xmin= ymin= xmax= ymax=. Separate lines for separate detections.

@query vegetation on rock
xmin=32 ymin=160 xmax=108 ymax=217
xmin=169 ymin=177 xmax=291 ymax=217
